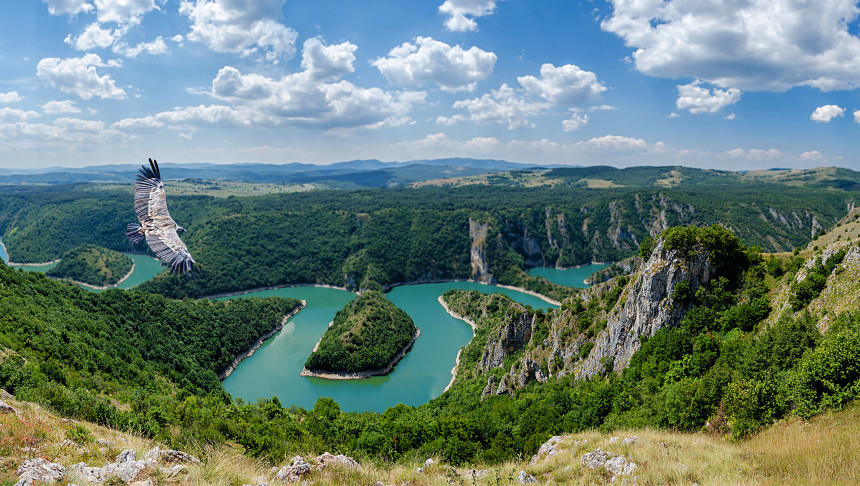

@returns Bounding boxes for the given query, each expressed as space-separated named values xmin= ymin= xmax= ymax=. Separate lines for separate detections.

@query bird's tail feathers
xmin=126 ymin=223 xmax=145 ymax=243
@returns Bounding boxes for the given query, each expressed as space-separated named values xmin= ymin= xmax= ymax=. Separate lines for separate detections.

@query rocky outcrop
xmin=477 ymin=304 xmax=535 ymax=373
xmin=274 ymin=452 xmax=359 ymax=482
xmin=15 ymin=459 xmax=65 ymax=486
xmin=469 ymin=218 xmax=493 ymax=283
xmin=577 ymin=238 xmax=714 ymax=378
xmin=581 ymin=448 xmax=637 ymax=482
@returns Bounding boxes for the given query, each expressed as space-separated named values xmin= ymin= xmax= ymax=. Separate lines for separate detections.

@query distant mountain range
xmin=0 ymin=158 xmax=551 ymax=188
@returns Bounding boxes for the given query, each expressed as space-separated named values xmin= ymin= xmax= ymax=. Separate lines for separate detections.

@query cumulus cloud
xmin=94 ymin=0 xmax=157 ymax=25
xmin=810 ymin=104 xmax=845 ymax=122
xmin=179 ymin=0 xmax=298 ymax=60
xmin=855 ymin=110 xmax=860 ymax=123
xmin=68 ymin=22 xmax=123 ymax=50
xmin=42 ymin=0 xmax=93 ymax=15
xmin=562 ymin=112 xmax=588 ymax=131
xmin=576 ymin=135 xmax=651 ymax=154
xmin=601 ymin=0 xmax=860 ymax=91
xmin=800 ymin=150 xmax=826 ymax=161
xmin=451 ymin=84 xmax=544 ymax=129
xmin=446 ymin=63 xmax=606 ymax=129
xmin=115 ymin=38 xmax=424 ymax=132
xmin=301 ymin=38 xmax=357 ymax=80
xmin=114 ymin=36 xmax=169 ymax=57
xmin=0 ymin=92 xmax=22 ymax=104
xmin=41 ymin=100 xmax=82 ymax=114
xmin=0 ymin=108 xmax=41 ymax=121
xmin=676 ymin=81 xmax=741 ymax=114
xmin=725 ymin=148 xmax=785 ymax=160
xmin=0 ymin=117 xmax=126 ymax=149
xmin=439 ymin=0 xmax=498 ymax=32
xmin=36 ymin=54 xmax=126 ymax=100
xmin=373 ymin=37 xmax=496 ymax=91
xmin=518 ymin=63 xmax=606 ymax=105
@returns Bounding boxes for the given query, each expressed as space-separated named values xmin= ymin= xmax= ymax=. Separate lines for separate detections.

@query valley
xmin=1 ymin=163 xmax=859 ymax=484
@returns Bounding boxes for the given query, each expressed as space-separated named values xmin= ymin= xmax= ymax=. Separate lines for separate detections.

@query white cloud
xmin=725 ymin=147 xmax=785 ymax=160
xmin=676 ymin=81 xmax=741 ymax=114
xmin=452 ymin=84 xmax=544 ymax=129
xmin=116 ymin=39 xmax=424 ymax=132
xmin=800 ymin=150 xmax=826 ymax=161
xmin=562 ymin=112 xmax=588 ymax=131
xmin=373 ymin=37 xmax=496 ymax=91
xmin=36 ymin=54 xmax=126 ymax=100
xmin=855 ymin=109 xmax=860 ymax=123
xmin=576 ymin=135 xmax=650 ymax=154
xmin=179 ymin=0 xmax=297 ymax=60
xmin=0 ymin=92 xmax=22 ymax=104
xmin=668 ymin=112 xmax=680 ymax=118
xmin=41 ymin=100 xmax=82 ymax=114
xmin=724 ymin=113 xmax=736 ymax=120
xmin=94 ymin=0 xmax=157 ymax=25
xmin=301 ymin=38 xmax=357 ymax=80
xmin=42 ymin=0 xmax=92 ymax=15
xmin=810 ymin=104 xmax=845 ymax=122
xmin=518 ymin=63 xmax=606 ymax=105
xmin=0 ymin=117 xmax=126 ymax=151
xmin=439 ymin=0 xmax=498 ymax=32
xmin=447 ymin=63 xmax=605 ymax=129
xmin=68 ymin=22 xmax=124 ymax=50
xmin=0 ymin=108 xmax=41 ymax=121
xmin=602 ymin=0 xmax=860 ymax=91
xmin=114 ymin=36 xmax=169 ymax=57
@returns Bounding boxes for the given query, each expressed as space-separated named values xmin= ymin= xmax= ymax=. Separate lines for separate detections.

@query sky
xmin=1 ymin=0 xmax=860 ymax=170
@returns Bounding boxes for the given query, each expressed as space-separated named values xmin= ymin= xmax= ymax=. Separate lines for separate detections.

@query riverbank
xmin=299 ymin=327 xmax=421 ymax=380
xmin=438 ymin=295 xmax=479 ymax=393
xmin=49 ymin=261 xmax=137 ymax=290
xmin=204 ymin=283 xmax=353 ymax=300
xmin=218 ymin=300 xmax=307 ymax=380
xmin=385 ymin=278 xmax=562 ymax=306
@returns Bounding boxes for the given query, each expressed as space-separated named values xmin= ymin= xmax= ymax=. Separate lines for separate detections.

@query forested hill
xmin=0 ymin=170 xmax=855 ymax=299
xmin=304 ymin=291 xmax=417 ymax=374
xmin=0 ymin=262 xmax=300 ymax=417
xmin=46 ymin=244 xmax=133 ymax=287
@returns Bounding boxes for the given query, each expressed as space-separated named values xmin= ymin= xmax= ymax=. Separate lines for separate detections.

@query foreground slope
xmin=1 ymin=389 xmax=858 ymax=485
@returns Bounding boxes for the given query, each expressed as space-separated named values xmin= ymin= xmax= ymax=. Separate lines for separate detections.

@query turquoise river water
xmin=2 ymin=237 xmax=601 ymax=412
xmin=528 ymin=263 xmax=608 ymax=288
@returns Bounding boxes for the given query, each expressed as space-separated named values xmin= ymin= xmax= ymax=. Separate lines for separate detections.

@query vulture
xmin=126 ymin=158 xmax=195 ymax=274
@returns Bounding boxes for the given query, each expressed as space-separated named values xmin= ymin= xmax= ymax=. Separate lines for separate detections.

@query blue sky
xmin=1 ymin=0 xmax=860 ymax=170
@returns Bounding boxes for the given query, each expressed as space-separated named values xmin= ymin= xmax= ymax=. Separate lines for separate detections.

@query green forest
xmin=0 ymin=224 xmax=858 ymax=468
xmin=304 ymin=291 xmax=417 ymax=373
xmin=0 ymin=176 xmax=851 ymax=300
xmin=46 ymin=244 xmax=133 ymax=286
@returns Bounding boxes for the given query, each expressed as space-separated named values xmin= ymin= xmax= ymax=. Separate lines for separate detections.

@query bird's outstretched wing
xmin=145 ymin=227 xmax=195 ymax=274
xmin=134 ymin=158 xmax=169 ymax=225
xmin=133 ymin=158 xmax=195 ymax=274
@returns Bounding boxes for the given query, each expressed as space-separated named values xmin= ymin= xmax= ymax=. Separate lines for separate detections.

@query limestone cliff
xmin=469 ymin=218 xmax=493 ymax=283
xmin=477 ymin=304 xmax=535 ymax=373
xmin=576 ymin=238 xmax=715 ymax=378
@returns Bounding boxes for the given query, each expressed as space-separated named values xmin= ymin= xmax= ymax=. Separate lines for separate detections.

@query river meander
xmin=2 ymin=237 xmax=601 ymax=412
xmin=0 ymin=238 xmax=163 ymax=291
xmin=219 ymin=282 xmax=562 ymax=412
xmin=528 ymin=263 xmax=608 ymax=288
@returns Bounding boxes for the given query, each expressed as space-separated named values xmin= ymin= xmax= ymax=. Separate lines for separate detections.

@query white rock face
xmin=578 ymin=238 xmax=714 ymax=378
xmin=581 ymin=448 xmax=637 ymax=481
xmin=15 ymin=458 xmax=65 ymax=486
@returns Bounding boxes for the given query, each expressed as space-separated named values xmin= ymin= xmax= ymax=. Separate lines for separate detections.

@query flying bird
xmin=126 ymin=158 xmax=195 ymax=274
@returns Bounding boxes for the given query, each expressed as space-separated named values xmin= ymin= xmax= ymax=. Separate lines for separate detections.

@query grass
xmin=1 ymin=393 xmax=859 ymax=485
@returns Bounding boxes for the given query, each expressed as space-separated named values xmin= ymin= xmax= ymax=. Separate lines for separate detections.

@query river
xmin=528 ymin=263 xmax=608 ymax=288
xmin=3 ymin=236 xmax=602 ymax=412
xmin=0 ymin=238 xmax=163 ymax=291
xmin=220 ymin=275 xmax=599 ymax=413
